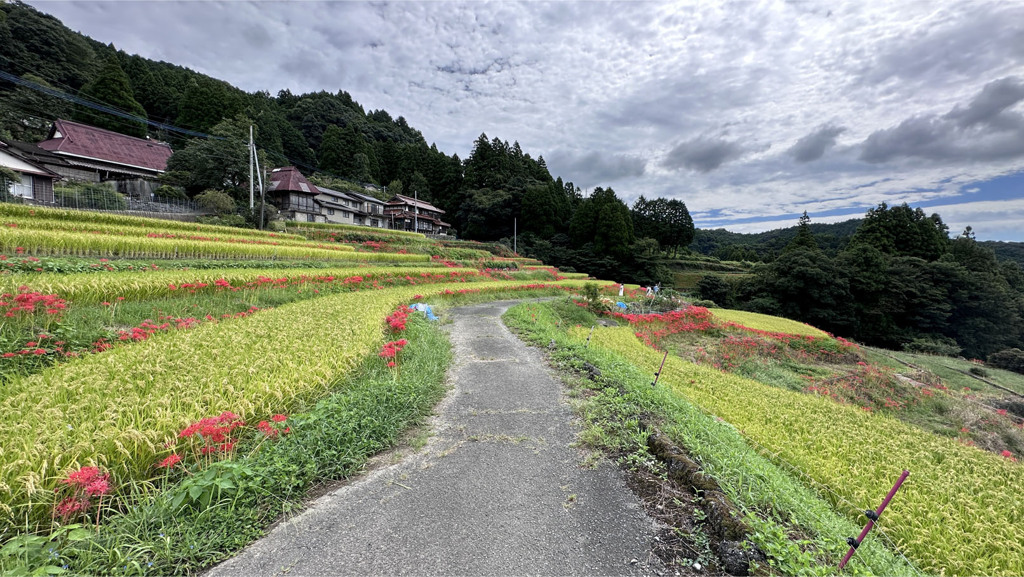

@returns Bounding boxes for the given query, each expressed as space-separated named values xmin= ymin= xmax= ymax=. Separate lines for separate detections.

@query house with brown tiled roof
xmin=384 ymin=194 xmax=450 ymax=236
xmin=36 ymin=119 xmax=172 ymax=197
xmin=0 ymin=139 xmax=60 ymax=203
xmin=267 ymin=166 xmax=326 ymax=223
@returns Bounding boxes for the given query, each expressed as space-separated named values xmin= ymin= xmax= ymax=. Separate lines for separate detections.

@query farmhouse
xmin=315 ymin=186 xmax=366 ymax=226
xmin=267 ymin=166 xmax=325 ymax=223
xmin=0 ymin=138 xmax=60 ymax=203
xmin=384 ymin=194 xmax=450 ymax=236
xmin=346 ymin=189 xmax=388 ymax=229
xmin=35 ymin=119 xmax=172 ymax=197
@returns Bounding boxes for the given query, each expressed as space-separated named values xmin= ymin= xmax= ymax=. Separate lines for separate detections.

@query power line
xmin=1 ymin=69 xmax=411 ymax=189
xmin=0 ymin=68 xmax=217 ymax=139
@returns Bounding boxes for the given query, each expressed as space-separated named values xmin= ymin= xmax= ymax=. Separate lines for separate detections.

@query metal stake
xmin=839 ymin=470 xmax=910 ymax=571
xmin=652 ymin=350 xmax=669 ymax=387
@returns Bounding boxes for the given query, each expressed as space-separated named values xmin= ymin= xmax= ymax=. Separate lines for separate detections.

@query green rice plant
xmin=0 ymin=266 xmax=480 ymax=305
xmin=0 ymin=203 xmax=307 ymax=241
xmin=285 ymin=221 xmax=426 ymax=240
xmin=710 ymin=308 xmax=830 ymax=338
xmin=587 ymin=325 xmax=1024 ymax=577
xmin=5 ymin=217 xmax=347 ymax=250
xmin=0 ymin=279 xmax=592 ymax=534
xmin=504 ymin=302 xmax=915 ymax=576
xmin=512 ymin=257 xmax=543 ymax=265
xmin=0 ymin=228 xmax=429 ymax=263
xmin=19 ymin=312 xmax=454 ymax=576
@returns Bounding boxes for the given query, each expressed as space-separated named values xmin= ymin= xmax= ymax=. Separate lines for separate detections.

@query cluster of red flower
xmin=257 ymin=414 xmax=290 ymax=438
xmin=177 ymin=411 xmax=245 ymax=456
xmin=380 ymin=339 xmax=409 ymax=367
xmin=54 ymin=465 xmax=111 ymax=520
xmin=386 ymin=306 xmax=409 ymax=332
xmin=0 ymin=289 xmax=67 ymax=317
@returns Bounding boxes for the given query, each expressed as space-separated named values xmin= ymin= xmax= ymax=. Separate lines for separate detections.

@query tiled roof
xmin=2 ymin=139 xmax=71 ymax=168
xmin=346 ymin=190 xmax=385 ymax=205
xmin=268 ymin=166 xmax=320 ymax=195
xmin=0 ymin=141 xmax=60 ymax=178
xmin=36 ymin=119 xmax=172 ymax=173
xmin=316 ymin=186 xmax=361 ymax=203
xmin=386 ymin=193 xmax=445 ymax=214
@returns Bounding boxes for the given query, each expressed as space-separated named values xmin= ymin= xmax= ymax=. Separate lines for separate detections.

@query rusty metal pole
xmin=651 ymin=350 xmax=669 ymax=387
xmin=838 ymin=470 xmax=910 ymax=571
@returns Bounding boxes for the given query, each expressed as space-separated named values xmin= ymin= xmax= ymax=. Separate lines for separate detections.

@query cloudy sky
xmin=28 ymin=0 xmax=1024 ymax=241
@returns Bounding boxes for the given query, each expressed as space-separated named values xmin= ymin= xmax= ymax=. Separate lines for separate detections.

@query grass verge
xmin=503 ymin=300 xmax=917 ymax=577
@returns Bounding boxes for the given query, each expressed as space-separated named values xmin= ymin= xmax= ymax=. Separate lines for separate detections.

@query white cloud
xmin=25 ymin=0 xmax=1024 ymax=240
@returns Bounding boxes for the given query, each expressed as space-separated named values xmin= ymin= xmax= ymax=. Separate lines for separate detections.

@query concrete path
xmin=208 ymin=301 xmax=662 ymax=576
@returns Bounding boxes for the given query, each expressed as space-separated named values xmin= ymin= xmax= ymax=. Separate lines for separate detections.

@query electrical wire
xmin=0 ymin=68 xmax=217 ymax=139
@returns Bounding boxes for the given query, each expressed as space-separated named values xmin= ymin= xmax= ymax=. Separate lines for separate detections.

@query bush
xmin=903 ymin=337 xmax=962 ymax=357
xmin=988 ymin=348 xmax=1024 ymax=375
xmin=691 ymin=299 xmax=718 ymax=308
xmin=153 ymin=185 xmax=188 ymax=200
xmin=53 ymin=182 xmax=126 ymax=210
xmin=195 ymin=189 xmax=236 ymax=215
xmin=696 ymin=275 xmax=732 ymax=307
xmin=197 ymin=214 xmax=247 ymax=228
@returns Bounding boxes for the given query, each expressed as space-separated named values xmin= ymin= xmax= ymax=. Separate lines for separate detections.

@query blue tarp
xmin=616 ymin=301 xmax=628 ymax=310
xmin=409 ymin=303 xmax=439 ymax=321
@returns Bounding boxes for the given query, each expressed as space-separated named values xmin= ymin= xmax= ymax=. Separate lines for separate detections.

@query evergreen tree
xmin=786 ymin=211 xmax=819 ymax=252
xmin=569 ymin=187 xmax=635 ymax=260
xmin=849 ymin=202 xmax=948 ymax=260
xmin=176 ymin=76 xmax=244 ymax=133
xmin=317 ymin=124 xmax=349 ymax=175
xmin=74 ymin=55 xmax=148 ymax=137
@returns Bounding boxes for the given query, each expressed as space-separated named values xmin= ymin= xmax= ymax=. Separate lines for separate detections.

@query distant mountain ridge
xmin=694 ymin=218 xmax=1024 ymax=267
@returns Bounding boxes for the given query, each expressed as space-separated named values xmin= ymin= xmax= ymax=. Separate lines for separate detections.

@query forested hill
xmin=0 ymin=1 xmax=462 ymax=205
xmin=692 ymin=219 xmax=863 ymax=261
xmin=982 ymin=241 xmax=1024 ymax=268
xmin=694 ymin=219 xmax=1024 ymax=267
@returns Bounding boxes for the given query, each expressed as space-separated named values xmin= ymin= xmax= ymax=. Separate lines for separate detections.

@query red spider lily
xmin=385 ymin=306 xmax=409 ymax=332
xmin=257 ymin=420 xmax=278 ymax=437
xmin=157 ymin=454 xmax=182 ymax=469
xmin=271 ymin=414 xmax=287 ymax=423
xmin=55 ymin=465 xmax=112 ymax=521
xmin=0 ymin=289 xmax=67 ymax=317
xmin=63 ymin=466 xmax=110 ymax=494
xmin=380 ymin=338 xmax=409 ymax=362
xmin=54 ymin=497 xmax=90 ymax=520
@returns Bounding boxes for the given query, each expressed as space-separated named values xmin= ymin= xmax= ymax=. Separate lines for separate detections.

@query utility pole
xmin=249 ymin=125 xmax=254 ymax=209
xmin=414 ymin=189 xmax=418 ymax=234
xmin=514 ymin=217 xmax=517 ymax=255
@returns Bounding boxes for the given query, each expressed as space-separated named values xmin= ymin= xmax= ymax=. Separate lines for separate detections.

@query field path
xmin=207 ymin=300 xmax=662 ymax=576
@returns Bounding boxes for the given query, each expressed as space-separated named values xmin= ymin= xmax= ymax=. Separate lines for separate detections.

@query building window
xmin=342 ymin=210 xmax=352 ymax=218
xmin=11 ymin=173 xmax=32 ymax=198
xmin=328 ymin=209 xmax=335 ymax=216
xmin=371 ymin=219 xmax=379 ymax=227
xmin=288 ymin=194 xmax=315 ymax=212
xmin=306 ymin=213 xmax=316 ymax=222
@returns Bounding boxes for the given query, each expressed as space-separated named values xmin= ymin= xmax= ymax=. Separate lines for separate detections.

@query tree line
xmin=699 ymin=205 xmax=1024 ymax=359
